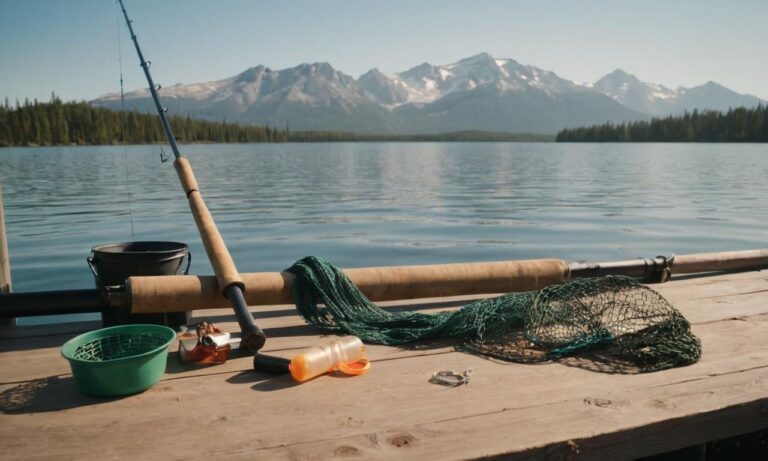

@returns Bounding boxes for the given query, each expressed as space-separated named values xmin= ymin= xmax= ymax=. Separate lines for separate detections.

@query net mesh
xmin=72 ymin=332 xmax=169 ymax=362
xmin=287 ymin=256 xmax=701 ymax=372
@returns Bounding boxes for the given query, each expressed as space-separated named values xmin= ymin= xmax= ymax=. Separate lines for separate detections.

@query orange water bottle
xmin=289 ymin=336 xmax=370 ymax=382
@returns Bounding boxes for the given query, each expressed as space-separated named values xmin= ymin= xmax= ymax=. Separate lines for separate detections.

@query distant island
xmin=0 ymin=96 xmax=552 ymax=147
xmin=557 ymin=106 xmax=767 ymax=142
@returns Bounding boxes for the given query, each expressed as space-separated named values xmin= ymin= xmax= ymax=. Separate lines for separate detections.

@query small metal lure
xmin=429 ymin=368 xmax=473 ymax=387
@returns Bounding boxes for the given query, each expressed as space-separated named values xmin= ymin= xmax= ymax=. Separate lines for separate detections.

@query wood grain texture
xmin=1 ymin=270 xmax=767 ymax=460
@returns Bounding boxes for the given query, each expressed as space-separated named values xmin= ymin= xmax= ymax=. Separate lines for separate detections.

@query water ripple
xmin=0 ymin=142 xmax=766 ymax=298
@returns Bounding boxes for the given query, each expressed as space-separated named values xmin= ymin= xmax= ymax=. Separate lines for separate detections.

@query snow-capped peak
xmin=92 ymin=53 xmax=765 ymax=134
xmin=363 ymin=52 xmax=578 ymax=107
xmin=591 ymin=70 xmax=766 ymax=115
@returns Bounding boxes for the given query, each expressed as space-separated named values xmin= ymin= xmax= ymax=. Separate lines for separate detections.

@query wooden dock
xmin=1 ymin=270 xmax=767 ymax=460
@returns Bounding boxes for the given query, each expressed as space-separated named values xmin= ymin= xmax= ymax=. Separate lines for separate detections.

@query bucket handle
xmin=87 ymin=256 xmax=122 ymax=293
xmin=181 ymin=250 xmax=191 ymax=275
xmin=87 ymin=250 xmax=191 ymax=292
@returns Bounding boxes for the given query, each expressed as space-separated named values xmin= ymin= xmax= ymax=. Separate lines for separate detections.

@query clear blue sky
xmin=1 ymin=0 xmax=766 ymax=103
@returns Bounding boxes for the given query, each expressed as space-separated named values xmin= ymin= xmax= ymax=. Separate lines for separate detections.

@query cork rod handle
xmin=174 ymin=157 xmax=244 ymax=296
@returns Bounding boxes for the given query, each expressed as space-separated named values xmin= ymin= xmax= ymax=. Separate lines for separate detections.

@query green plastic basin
xmin=61 ymin=324 xmax=176 ymax=397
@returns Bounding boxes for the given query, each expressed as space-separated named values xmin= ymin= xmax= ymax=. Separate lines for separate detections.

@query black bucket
xmin=88 ymin=241 xmax=191 ymax=328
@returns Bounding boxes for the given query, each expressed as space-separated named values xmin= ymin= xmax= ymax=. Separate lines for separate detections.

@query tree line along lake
xmin=3 ymin=98 xmax=766 ymax=147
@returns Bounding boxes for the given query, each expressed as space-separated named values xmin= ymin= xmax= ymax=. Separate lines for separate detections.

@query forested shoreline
xmin=556 ymin=106 xmax=768 ymax=142
xmin=0 ymin=95 xmax=286 ymax=146
xmin=8 ymin=96 xmax=764 ymax=146
xmin=0 ymin=96 xmax=551 ymax=147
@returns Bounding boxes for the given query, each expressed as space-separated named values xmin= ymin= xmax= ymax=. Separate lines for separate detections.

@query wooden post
xmin=0 ymin=184 xmax=14 ymax=326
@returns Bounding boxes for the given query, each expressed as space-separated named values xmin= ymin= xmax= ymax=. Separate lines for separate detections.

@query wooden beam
xmin=0 ymin=185 xmax=13 ymax=326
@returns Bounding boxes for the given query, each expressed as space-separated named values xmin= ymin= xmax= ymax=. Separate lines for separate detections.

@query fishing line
xmin=116 ymin=1 xmax=136 ymax=241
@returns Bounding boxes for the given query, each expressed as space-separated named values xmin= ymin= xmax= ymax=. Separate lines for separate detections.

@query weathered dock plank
xmin=0 ymin=270 xmax=766 ymax=460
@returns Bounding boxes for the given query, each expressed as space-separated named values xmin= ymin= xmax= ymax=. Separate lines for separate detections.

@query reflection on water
xmin=0 ymin=142 xmax=766 ymax=319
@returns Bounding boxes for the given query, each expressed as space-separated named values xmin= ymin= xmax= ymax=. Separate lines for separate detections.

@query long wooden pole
xmin=674 ymin=249 xmax=768 ymax=273
xmin=128 ymin=259 xmax=568 ymax=313
xmin=126 ymin=249 xmax=768 ymax=313
xmin=0 ymin=184 xmax=14 ymax=326
xmin=2 ymin=249 xmax=767 ymax=318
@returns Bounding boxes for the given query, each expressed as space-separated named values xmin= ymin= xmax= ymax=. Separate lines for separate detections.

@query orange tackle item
xmin=178 ymin=322 xmax=232 ymax=364
xmin=289 ymin=336 xmax=370 ymax=382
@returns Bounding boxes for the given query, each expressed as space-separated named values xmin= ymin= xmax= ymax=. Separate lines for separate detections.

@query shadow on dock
xmin=0 ymin=375 xmax=128 ymax=414
xmin=225 ymin=370 xmax=298 ymax=392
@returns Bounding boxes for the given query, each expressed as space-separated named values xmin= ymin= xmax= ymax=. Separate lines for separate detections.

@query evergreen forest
xmin=0 ymin=95 xmax=285 ymax=147
xmin=556 ymin=106 xmax=768 ymax=142
xmin=0 ymin=94 xmax=554 ymax=147
xmin=0 ymin=95 xmax=552 ymax=146
xmin=8 ymin=95 xmax=763 ymax=146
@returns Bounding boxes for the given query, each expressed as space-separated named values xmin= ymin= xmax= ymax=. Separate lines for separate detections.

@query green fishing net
xmin=286 ymin=256 xmax=701 ymax=372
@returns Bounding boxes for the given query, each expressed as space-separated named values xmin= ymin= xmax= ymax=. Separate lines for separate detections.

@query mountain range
xmin=591 ymin=69 xmax=764 ymax=116
xmin=93 ymin=53 xmax=765 ymax=134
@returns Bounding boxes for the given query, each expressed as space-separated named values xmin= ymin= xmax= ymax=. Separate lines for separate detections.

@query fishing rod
xmin=116 ymin=0 xmax=265 ymax=352
xmin=3 ymin=249 xmax=767 ymax=317
xmin=126 ymin=248 xmax=768 ymax=311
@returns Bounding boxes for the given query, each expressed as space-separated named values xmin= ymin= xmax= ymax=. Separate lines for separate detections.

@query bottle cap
xmin=336 ymin=358 xmax=371 ymax=376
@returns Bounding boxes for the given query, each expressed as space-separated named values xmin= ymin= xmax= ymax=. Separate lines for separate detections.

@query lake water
xmin=0 ymin=142 xmax=766 ymax=324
